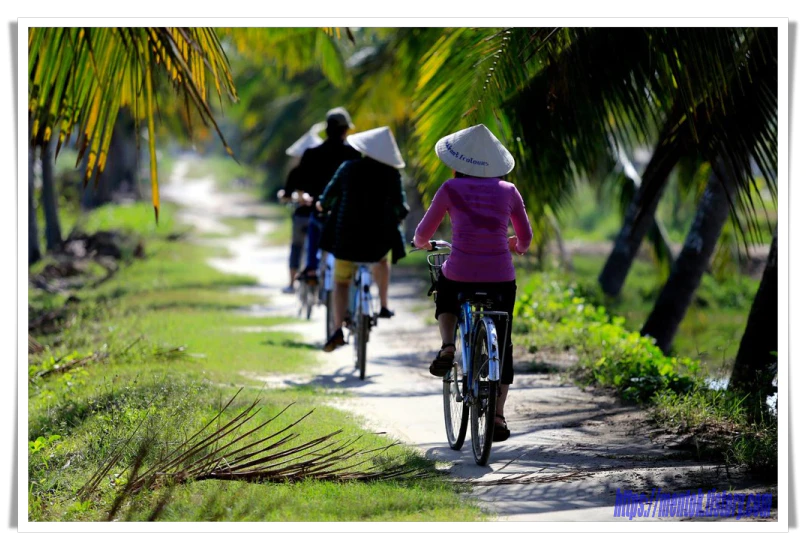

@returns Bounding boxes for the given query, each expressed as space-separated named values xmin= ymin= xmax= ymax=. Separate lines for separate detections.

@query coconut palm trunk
xmin=40 ymin=139 xmax=62 ymax=251
xmin=28 ymin=134 xmax=41 ymax=266
xmin=729 ymin=229 xmax=777 ymax=415
xmin=598 ymin=121 xmax=685 ymax=296
xmin=640 ymin=161 xmax=736 ymax=354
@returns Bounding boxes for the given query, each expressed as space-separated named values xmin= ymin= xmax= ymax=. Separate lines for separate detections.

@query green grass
xmin=28 ymin=203 xmax=484 ymax=522
xmin=557 ymin=255 xmax=758 ymax=372
xmin=651 ymin=390 xmax=777 ymax=478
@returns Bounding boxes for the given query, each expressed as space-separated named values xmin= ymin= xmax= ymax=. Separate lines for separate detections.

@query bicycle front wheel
xmin=355 ymin=315 xmax=370 ymax=380
xmin=470 ymin=320 xmax=498 ymax=466
xmin=443 ymin=356 xmax=468 ymax=450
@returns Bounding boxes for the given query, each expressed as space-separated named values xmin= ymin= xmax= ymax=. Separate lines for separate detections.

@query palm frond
xmin=412 ymin=28 xmax=547 ymax=197
xmin=28 ymin=27 xmax=237 ymax=219
xmin=81 ymin=392 xmax=432 ymax=509
xmin=218 ymin=27 xmax=349 ymax=88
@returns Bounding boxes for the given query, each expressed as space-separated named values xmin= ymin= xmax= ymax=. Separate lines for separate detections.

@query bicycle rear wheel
xmin=305 ymin=283 xmax=315 ymax=320
xmin=355 ymin=315 xmax=370 ymax=380
xmin=324 ymin=290 xmax=334 ymax=340
xmin=470 ymin=320 xmax=498 ymax=466
xmin=296 ymin=283 xmax=305 ymax=318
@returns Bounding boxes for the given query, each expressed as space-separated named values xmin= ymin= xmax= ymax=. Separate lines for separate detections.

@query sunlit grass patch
xmin=652 ymin=389 xmax=777 ymax=478
xmin=28 ymin=200 xmax=483 ymax=522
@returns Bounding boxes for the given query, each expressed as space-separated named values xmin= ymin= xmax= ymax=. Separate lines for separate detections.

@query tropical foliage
xmin=28 ymin=27 xmax=237 ymax=219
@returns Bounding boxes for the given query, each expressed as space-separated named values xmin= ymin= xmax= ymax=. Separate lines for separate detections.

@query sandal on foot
xmin=323 ymin=328 xmax=346 ymax=352
xmin=429 ymin=343 xmax=455 ymax=377
xmin=378 ymin=306 xmax=395 ymax=319
xmin=493 ymin=414 xmax=511 ymax=442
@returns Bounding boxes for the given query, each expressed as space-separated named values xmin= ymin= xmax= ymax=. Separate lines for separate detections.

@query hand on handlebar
xmin=508 ymin=235 xmax=523 ymax=255
xmin=410 ymin=239 xmax=450 ymax=251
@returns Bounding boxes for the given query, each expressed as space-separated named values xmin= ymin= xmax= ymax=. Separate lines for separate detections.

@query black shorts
xmin=434 ymin=274 xmax=517 ymax=385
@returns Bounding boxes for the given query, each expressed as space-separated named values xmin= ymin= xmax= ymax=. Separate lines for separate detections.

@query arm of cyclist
xmin=392 ymin=172 xmax=410 ymax=222
xmin=508 ymin=185 xmax=533 ymax=255
xmin=394 ymin=173 xmax=411 ymax=222
xmin=277 ymin=166 xmax=300 ymax=202
xmin=413 ymin=185 xmax=449 ymax=249
xmin=317 ymin=161 xmax=347 ymax=213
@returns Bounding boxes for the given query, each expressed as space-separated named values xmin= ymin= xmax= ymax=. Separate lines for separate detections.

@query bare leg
xmin=372 ymin=258 xmax=390 ymax=309
xmin=496 ymin=384 xmax=509 ymax=424
xmin=438 ymin=313 xmax=458 ymax=354
xmin=333 ymin=281 xmax=350 ymax=329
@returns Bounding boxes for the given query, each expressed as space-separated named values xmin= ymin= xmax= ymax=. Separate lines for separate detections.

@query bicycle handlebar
xmin=410 ymin=239 xmax=452 ymax=251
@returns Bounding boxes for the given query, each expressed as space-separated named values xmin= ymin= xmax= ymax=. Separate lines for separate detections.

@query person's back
xmin=296 ymin=139 xmax=361 ymax=200
xmin=322 ymin=158 xmax=408 ymax=263
xmin=412 ymin=123 xmax=533 ymax=443
xmin=295 ymin=107 xmax=360 ymax=280
xmin=317 ymin=126 xmax=409 ymax=351
xmin=423 ymin=176 xmax=529 ymax=283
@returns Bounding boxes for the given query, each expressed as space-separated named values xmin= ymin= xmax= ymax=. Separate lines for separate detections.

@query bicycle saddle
xmin=458 ymin=291 xmax=501 ymax=308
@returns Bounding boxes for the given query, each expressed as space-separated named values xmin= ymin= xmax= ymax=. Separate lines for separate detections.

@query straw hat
xmin=346 ymin=126 xmax=405 ymax=169
xmin=435 ymin=124 xmax=515 ymax=177
xmin=326 ymin=106 xmax=355 ymax=129
xmin=285 ymin=123 xmax=325 ymax=157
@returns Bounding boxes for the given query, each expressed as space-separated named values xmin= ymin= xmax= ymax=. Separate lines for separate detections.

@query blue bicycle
xmin=418 ymin=240 xmax=509 ymax=466
xmin=318 ymin=250 xmax=336 ymax=340
xmin=346 ymin=262 xmax=378 ymax=380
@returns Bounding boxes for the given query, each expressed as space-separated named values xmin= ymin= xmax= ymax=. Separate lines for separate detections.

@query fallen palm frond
xmin=28 ymin=335 xmax=45 ymax=354
xmin=152 ymin=345 xmax=189 ymax=360
xmin=28 ymin=304 xmax=74 ymax=334
xmin=81 ymin=389 xmax=432 ymax=508
xmin=460 ymin=469 xmax=594 ymax=486
xmin=32 ymin=349 xmax=109 ymax=380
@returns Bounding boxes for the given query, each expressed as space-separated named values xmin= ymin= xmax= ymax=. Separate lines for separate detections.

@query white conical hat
xmin=346 ymin=126 xmax=405 ymax=169
xmin=435 ymin=124 xmax=515 ymax=177
xmin=285 ymin=123 xmax=326 ymax=157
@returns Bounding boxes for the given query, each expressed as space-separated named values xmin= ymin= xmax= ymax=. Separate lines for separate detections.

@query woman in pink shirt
xmin=413 ymin=124 xmax=533 ymax=441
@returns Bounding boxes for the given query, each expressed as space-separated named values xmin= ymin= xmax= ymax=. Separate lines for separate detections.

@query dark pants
xmin=434 ymin=274 xmax=517 ymax=385
xmin=304 ymin=215 xmax=324 ymax=271
xmin=289 ymin=214 xmax=310 ymax=270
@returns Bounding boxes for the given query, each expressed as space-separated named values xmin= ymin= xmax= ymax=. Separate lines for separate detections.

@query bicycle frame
xmin=349 ymin=263 xmax=375 ymax=319
xmin=416 ymin=238 xmax=512 ymax=464
xmin=323 ymin=252 xmax=335 ymax=293
xmin=458 ymin=302 xmax=507 ymax=396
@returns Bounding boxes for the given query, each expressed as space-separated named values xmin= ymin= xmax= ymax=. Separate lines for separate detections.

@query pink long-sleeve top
xmin=414 ymin=177 xmax=533 ymax=282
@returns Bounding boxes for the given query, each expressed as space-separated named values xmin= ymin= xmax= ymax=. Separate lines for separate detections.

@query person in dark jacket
xmin=294 ymin=107 xmax=361 ymax=282
xmin=317 ymin=126 xmax=409 ymax=352
xmin=276 ymin=124 xmax=324 ymax=293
